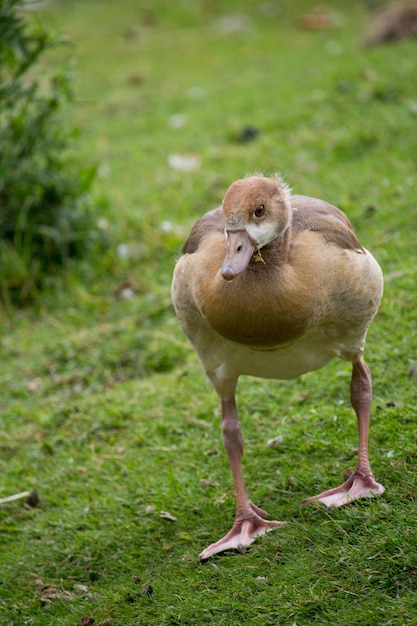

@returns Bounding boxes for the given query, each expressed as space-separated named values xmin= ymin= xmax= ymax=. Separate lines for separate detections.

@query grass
xmin=1 ymin=0 xmax=417 ymax=624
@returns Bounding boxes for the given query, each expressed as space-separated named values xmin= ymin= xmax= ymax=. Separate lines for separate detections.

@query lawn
xmin=1 ymin=0 xmax=417 ymax=624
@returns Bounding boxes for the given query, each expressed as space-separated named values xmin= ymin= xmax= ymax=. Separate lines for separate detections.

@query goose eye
xmin=254 ymin=204 xmax=265 ymax=218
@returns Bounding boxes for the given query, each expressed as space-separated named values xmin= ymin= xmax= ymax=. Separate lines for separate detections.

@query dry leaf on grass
xmin=31 ymin=576 xmax=91 ymax=604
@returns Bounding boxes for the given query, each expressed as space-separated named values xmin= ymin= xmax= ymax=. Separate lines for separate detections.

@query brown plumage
xmin=172 ymin=174 xmax=384 ymax=560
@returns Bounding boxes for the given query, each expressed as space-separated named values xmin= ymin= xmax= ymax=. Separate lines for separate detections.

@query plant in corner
xmin=0 ymin=0 xmax=107 ymax=307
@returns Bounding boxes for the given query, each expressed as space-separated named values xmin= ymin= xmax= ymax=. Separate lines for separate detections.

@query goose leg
xmin=303 ymin=357 xmax=385 ymax=508
xmin=199 ymin=397 xmax=286 ymax=560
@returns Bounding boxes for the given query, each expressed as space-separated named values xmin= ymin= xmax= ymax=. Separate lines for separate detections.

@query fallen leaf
xmin=31 ymin=575 xmax=91 ymax=604
xmin=128 ymin=73 xmax=144 ymax=86
xmin=160 ymin=510 xmax=177 ymax=521
xmin=35 ymin=582 xmax=73 ymax=603
xmin=297 ymin=9 xmax=335 ymax=30
xmin=77 ymin=617 xmax=95 ymax=626
xmin=214 ymin=490 xmax=235 ymax=505
xmin=28 ymin=377 xmax=42 ymax=392
xmin=73 ymin=584 xmax=90 ymax=596
xmin=267 ymin=435 xmax=284 ymax=447
xmin=200 ymin=478 xmax=216 ymax=489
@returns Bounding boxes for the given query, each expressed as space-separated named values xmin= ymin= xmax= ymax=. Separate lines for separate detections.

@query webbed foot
xmin=199 ymin=504 xmax=286 ymax=560
xmin=303 ymin=472 xmax=385 ymax=508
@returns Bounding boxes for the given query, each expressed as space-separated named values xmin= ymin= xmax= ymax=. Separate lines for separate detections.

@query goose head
xmin=221 ymin=175 xmax=292 ymax=281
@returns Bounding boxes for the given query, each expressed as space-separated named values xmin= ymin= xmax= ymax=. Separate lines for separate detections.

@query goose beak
xmin=221 ymin=230 xmax=255 ymax=281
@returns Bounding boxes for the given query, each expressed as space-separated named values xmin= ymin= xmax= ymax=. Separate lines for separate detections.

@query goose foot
xmin=302 ymin=472 xmax=385 ymax=508
xmin=199 ymin=504 xmax=286 ymax=561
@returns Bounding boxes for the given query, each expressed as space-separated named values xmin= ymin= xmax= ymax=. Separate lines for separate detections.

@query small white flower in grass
xmin=215 ymin=15 xmax=251 ymax=33
xmin=160 ymin=220 xmax=174 ymax=233
xmin=326 ymin=40 xmax=343 ymax=55
xmin=168 ymin=114 xmax=187 ymax=128
xmin=168 ymin=153 xmax=201 ymax=172
xmin=116 ymin=243 xmax=130 ymax=259
xmin=187 ymin=85 xmax=205 ymax=99
xmin=97 ymin=217 xmax=109 ymax=230
xmin=98 ymin=163 xmax=111 ymax=178
xmin=408 ymin=102 xmax=417 ymax=116
xmin=119 ymin=287 xmax=134 ymax=301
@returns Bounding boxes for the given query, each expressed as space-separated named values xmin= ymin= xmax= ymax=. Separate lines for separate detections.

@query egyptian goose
xmin=171 ymin=174 xmax=384 ymax=560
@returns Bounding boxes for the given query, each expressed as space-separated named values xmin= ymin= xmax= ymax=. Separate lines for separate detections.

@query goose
xmin=171 ymin=174 xmax=384 ymax=560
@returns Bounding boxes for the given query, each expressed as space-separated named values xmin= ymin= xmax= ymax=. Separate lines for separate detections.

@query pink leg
xmin=303 ymin=357 xmax=385 ymax=508
xmin=199 ymin=397 xmax=286 ymax=560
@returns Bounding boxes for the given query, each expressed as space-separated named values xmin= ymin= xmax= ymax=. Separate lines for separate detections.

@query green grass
xmin=1 ymin=0 xmax=417 ymax=624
